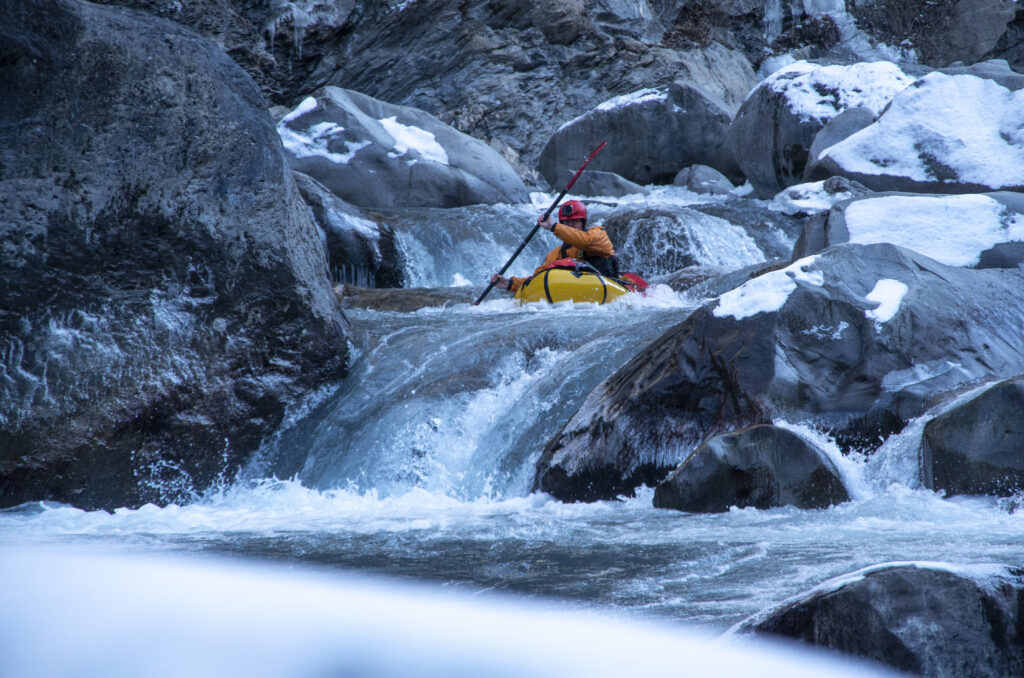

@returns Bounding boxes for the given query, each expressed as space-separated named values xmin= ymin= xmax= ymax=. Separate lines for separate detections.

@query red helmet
xmin=558 ymin=200 xmax=587 ymax=223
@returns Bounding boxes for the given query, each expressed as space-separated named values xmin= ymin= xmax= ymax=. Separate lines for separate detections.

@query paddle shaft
xmin=473 ymin=141 xmax=607 ymax=306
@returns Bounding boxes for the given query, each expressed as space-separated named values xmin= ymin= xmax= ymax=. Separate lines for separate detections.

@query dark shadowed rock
xmin=0 ymin=0 xmax=347 ymax=510
xmin=291 ymin=171 xmax=404 ymax=288
xmin=811 ymin=66 xmax=1024 ymax=194
xmin=538 ymin=84 xmax=737 ymax=187
xmin=673 ymin=164 xmax=735 ymax=195
xmin=920 ymin=376 xmax=1024 ymax=496
xmin=738 ymin=562 xmax=1024 ymax=678
xmin=277 ymin=87 xmax=529 ymax=209
xmin=534 ymin=243 xmax=1024 ymax=501
xmin=338 ymin=285 xmax=477 ymax=313
xmin=653 ymin=425 xmax=849 ymax=512
xmin=726 ymin=61 xmax=914 ymax=198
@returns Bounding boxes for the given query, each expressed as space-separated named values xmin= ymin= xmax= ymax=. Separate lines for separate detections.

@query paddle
xmin=473 ymin=140 xmax=607 ymax=305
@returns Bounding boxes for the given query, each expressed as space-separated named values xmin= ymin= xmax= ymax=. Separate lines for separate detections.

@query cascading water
xmin=2 ymin=189 xmax=1023 ymax=640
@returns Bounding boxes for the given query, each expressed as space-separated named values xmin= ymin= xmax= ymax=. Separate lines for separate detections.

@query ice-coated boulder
xmin=538 ymin=84 xmax=737 ymax=188
xmin=277 ymin=87 xmax=530 ymax=208
xmin=653 ymin=425 xmax=849 ymax=512
xmin=534 ymin=243 xmax=1024 ymax=501
xmin=726 ymin=61 xmax=914 ymax=198
xmin=736 ymin=562 xmax=1024 ymax=678
xmin=920 ymin=376 xmax=1024 ymax=496
xmin=812 ymin=68 xmax=1024 ymax=194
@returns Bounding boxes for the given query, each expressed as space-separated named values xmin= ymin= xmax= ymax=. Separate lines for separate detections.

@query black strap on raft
xmin=583 ymin=254 xmax=620 ymax=278
xmin=542 ymin=269 xmax=554 ymax=303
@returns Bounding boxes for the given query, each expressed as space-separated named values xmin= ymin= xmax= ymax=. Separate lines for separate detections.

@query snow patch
xmin=865 ymin=279 xmax=908 ymax=323
xmin=764 ymin=61 xmax=914 ymax=122
xmin=379 ymin=117 xmax=449 ymax=165
xmin=281 ymin=96 xmax=318 ymax=123
xmin=714 ymin=256 xmax=823 ymax=320
xmin=844 ymin=194 xmax=1022 ymax=267
xmin=773 ymin=180 xmax=853 ymax=214
xmin=277 ymin=117 xmax=371 ymax=165
xmin=822 ymin=73 xmax=1024 ymax=187
xmin=559 ymin=88 xmax=668 ymax=132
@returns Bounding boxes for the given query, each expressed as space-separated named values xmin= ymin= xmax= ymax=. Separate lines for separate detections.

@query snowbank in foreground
xmin=0 ymin=547 xmax=897 ymax=678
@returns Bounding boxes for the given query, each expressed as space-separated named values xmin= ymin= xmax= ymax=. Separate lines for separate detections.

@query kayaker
xmin=489 ymin=200 xmax=619 ymax=293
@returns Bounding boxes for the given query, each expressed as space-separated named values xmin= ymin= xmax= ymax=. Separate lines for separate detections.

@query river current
xmin=2 ymin=189 xmax=1023 ymax=636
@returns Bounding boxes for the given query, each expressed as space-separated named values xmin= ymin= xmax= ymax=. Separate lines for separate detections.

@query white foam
xmin=379 ymin=116 xmax=449 ymax=165
xmin=844 ymin=194 xmax=1020 ymax=267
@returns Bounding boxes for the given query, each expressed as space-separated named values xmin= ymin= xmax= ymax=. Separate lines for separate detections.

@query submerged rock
xmin=535 ymin=243 xmax=1024 ymax=501
xmin=737 ymin=562 xmax=1024 ymax=678
xmin=920 ymin=376 xmax=1024 ymax=496
xmin=653 ymin=425 xmax=849 ymax=512
xmin=0 ymin=0 xmax=347 ymax=510
xmin=277 ymin=87 xmax=529 ymax=208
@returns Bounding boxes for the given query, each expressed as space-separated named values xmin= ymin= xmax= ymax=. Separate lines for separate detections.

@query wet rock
xmin=535 ymin=243 xmax=1024 ymax=501
xmin=653 ymin=425 xmax=849 ymax=512
xmin=726 ymin=61 xmax=914 ymax=198
xmin=0 ymin=0 xmax=347 ymax=510
xmin=538 ymin=83 xmax=737 ymax=187
xmin=338 ymin=285 xmax=477 ymax=313
xmin=673 ymin=165 xmax=735 ymax=195
xmin=920 ymin=376 xmax=1024 ymax=496
xmin=737 ymin=562 xmax=1024 ymax=678
xmin=600 ymin=206 xmax=768 ymax=277
xmin=811 ymin=65 xmax=1024 ymax=194
xmin=277 ymin=87 xmax=529 ymax=209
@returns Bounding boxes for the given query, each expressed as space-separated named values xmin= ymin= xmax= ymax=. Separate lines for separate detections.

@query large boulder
xmin=653 ymin=425 xmax=849 ymax=512
xmin=811 ymin=67 xmax=1024 ymax=194
xmin=277 ymin=87 xmax=530 ymax=208
xmin=538 ymin=84 xmax=737 ymax=187
xmin=673 ymin=164 xmax=735 ymax=195
xmin=793 ymin=192 xmax=1024 ymax=267
xmin=534 ymin=243 xmax=1024 ymax=501
xmin=920 ymin=376 xmax=1024 ymax=496
xmin=737 ymin=562 xmax=1024 ymax=678
xmin=599 ymin=206 xmax=768 ymax=277
xmin=726 ymin=61 xmax=914 ymax=198
xmin=0 ymin=0 xmax=347 ymax=510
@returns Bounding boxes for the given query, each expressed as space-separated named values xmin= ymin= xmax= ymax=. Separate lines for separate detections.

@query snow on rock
xmin=727 ymin=61 xmax=914 ymax=198
xmin=815 ymin=71 xmax=1024 ymax=193
xmin=843 ymin=194 xmax=1024 ymax=267
xmin=277 ymin=86 xmax=528 ymax=208
xmin=714 ymin=256 xmax=823 ymax=320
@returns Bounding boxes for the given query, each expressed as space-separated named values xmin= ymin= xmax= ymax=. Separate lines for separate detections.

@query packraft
xmin=513 ymin=259 xmax=649 ymax=305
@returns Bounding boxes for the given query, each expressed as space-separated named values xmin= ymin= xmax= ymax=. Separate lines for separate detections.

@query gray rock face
xmin=739 ymin=563 xmax=1024 ymax=678
xmin=848 ymin=0 xmax=1018 ymax=67
xmin=566 ymin=170 xmax=649 ymax=197
xmin=804 ymin=107 xmax=876 ymax=179
xmin=726 ymin=61 xmax=914 ymax=198
xmin=673 ymin=164 xmax=735 ymax=195
xmin=812 ymin=66 xmax=1024 ymax=194
xmin=538 ymin=84 xmax=736 ymax=187
xmin=653 ymin=425 xmax=850 ymax=512
xmin=921 ymin=377 xmax=1024 ymax=496
xmin=278 ymin=87 xmax=530 ymax=208
xmin=0 ymin=0 xmax=347 ymax=510
xmin=534 ymin=243 xmax=1024 ymax=501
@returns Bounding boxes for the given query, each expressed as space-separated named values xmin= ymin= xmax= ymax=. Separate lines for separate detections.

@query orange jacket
xmin=509 ymin=223 xmax=616 ymax=292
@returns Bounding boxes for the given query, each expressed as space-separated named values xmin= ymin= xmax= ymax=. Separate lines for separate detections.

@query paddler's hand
xmin=490 ymin=273 xmax=513 ymax=291
xmin=537 ymin=214 xmax=554 ymax=231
